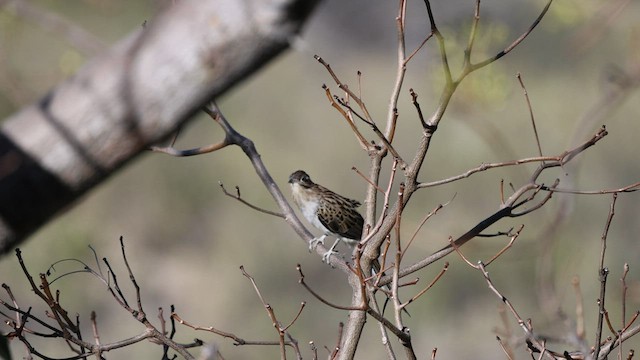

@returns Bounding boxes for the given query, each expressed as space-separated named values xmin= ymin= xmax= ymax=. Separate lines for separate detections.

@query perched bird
xmin=288 ymin=170 xmax=364 ymax=262
xmin=289 ymin=170 xmax=410 ymax=315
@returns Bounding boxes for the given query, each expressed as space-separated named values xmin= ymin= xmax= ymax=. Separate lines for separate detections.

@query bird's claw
xmin=308 ymin=235 xmax=326 ymax=252
xmin=320 ymin=238 xmax=343 ymax=265
xmin=321 ymin=249 xmax=339 ymax=264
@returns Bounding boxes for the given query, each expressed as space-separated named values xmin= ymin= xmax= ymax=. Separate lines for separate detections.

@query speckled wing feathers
xmin=315 ymin=185 xmax=364 ymax=240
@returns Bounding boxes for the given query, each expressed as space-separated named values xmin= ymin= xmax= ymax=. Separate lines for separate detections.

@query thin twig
xmin=471 ymin=0 xmax=554 ymax=70
xmin=352 ymin=166 xmax=385 ymax=193
xmin=172 ymin=312 xmax=289 ymax=347
xmin=321 ymin=84 xmax=369 ymax=148
xmin=410 ymin=89 xmax=427 ymax=129
xmin=406 ymin=262 xmax=448 ymax=304
xmin=595 ymin=193 xmax=618 ymax=359
xmin=402 ymin=198 xmax=452 ymax=259
xmin=150 ymin=139 xmax=229 ymax=156
xmin=90 ymin=311 xmax=101 ymax=359
xmin=476 ymin=262 xmax=555 ymax=359
xmin=620 ymin=263 xmax=630 ymax=358
xmin=517 ymin=73 xmax=544 ymax=158
xmin=333 ymin=95 xmax=405 ymax=164
xmin=296 ymin=264 xmax=363 ymax=311
xmin=119 ymin=236 xmax=144 ymax=318
xmin=540 ymin=181 xmax=640 ymax=195
xmin=219 ymin=182 xmax=284 ymax=217
xmin=405 ymin=33 xmax=433 ymax=64
xmin=387 ymin=0 xmax=408 ymax=145
xmin=329 ymin=322 xmax=344 ymax=360
xmin=496 ymin=336 xmax=515 ymax=360
xmin=240 ymin=266 xmax=288 ymax=359
xmin=484 ymin=225 xmax=524 ymax=266
xmin=463 ymin=1 xmax=481 ymax=69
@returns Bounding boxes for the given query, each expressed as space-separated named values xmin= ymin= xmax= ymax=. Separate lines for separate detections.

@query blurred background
xmin=1 ymin=0 xmax=639 ymax=359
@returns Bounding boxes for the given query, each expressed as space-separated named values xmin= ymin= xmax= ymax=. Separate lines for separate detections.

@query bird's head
xmin=288 ymin=170 xmax=314 ymax=188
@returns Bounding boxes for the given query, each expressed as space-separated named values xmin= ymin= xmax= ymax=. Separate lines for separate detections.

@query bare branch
xmin=540 ymin=181 xmax=640 ymax=195
xmin=0 ymin=0 xmax=321 ymax=253
xmin=595 ymin=194 xmax=618 ymax=359
xmin=150 ymin=139 xmax=229 ymax=156
xmin=402 ymin=198 xmax=451 ymax=259
xmin=200 ymin=102 xmax=349 ymax=269
xmin=418 ymin=125 xmax=608 ymax=188
xmin=406 ymin=262 xmax=448 ymax=304
xmin=352 ymin=166 xmax=386 ymax=194
xmin=172 ymin=312 xmax=286 ymax=347
xmin=476 ymin=262 xmax=555 ymax=359
xmin=296 ymin=264 xmax=362 ymax=312
xmin=516 ymin=73 xmax=544 ymax=158
xmin=471 ymin=0 xmax=554 ymax=70
xmin=219 ymin=182 xmax=284 ymax=218
xmin=321 ymin=84 xmax=369 ymax=148
xmin=485 ymin=225 xmax=524 ymax=266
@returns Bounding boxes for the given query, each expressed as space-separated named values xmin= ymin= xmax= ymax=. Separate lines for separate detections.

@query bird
xmin=288 ymin=170 xmax=364 ymax=263
xmin=288 ymin=170 xmax=410 ymax=316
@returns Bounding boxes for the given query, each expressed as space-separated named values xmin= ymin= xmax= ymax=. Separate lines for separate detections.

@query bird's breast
xmin=290 ymin=184 xmax=330 ymax=234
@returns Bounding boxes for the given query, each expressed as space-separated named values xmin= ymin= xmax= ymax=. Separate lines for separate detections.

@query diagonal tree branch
xmin=0 ymin=0 xmax=322 ymax=254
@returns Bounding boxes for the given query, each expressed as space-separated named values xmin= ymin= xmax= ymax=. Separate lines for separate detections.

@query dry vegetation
xmin=2 ymin=0 xmax=640 ymax=359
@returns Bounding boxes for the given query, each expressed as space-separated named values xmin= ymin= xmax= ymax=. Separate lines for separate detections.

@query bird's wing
xmin=317 ymin=199 xmax=364 ymax=240
xmin=341 ymin=195 xmax=361 ymax=208
xmin=320 ymin=185 xmax=361 ymax=208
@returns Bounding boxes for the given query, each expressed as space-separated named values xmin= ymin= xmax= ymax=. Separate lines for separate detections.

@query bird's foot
xmin=308 ymin=235 xmax=327 ymax=252
xmin=321 ymin=248 xmax=339 ymax=264
xmin=321 ymin=238 xmax=342 ymax=265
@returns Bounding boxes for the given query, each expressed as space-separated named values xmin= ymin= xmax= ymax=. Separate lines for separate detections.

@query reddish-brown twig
xmin=517 ymin=73 xmax=544 ymax=158
xmin=296 ymin=264 xmax=362 ymax=312
xmin=594 ymin=193 xmax=618 ymax=358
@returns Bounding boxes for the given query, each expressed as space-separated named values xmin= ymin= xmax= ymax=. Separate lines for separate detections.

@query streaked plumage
xmin=289 ymin=170 xmax=410 ymax=315
xmin=288 ymin=170 xmax=363 ymax=261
